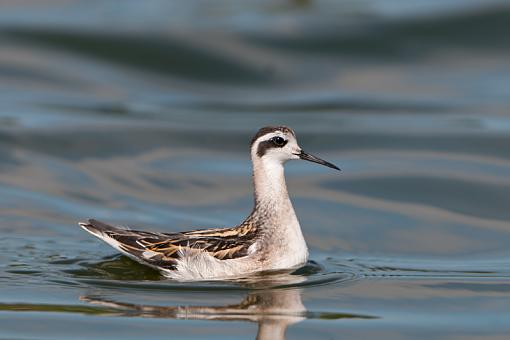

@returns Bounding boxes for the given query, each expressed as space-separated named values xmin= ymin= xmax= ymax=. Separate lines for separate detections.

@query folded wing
xmin=79 ymin=219 xmax=258 ymax=271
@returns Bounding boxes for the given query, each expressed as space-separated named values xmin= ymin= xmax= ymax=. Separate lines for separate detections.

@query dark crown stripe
xmin=250 ymin=126 xmax=295 ymax=146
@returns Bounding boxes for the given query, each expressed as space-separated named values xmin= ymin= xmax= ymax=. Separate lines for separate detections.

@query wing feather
xmin=81 ymin=219 xmax=258 ymax=271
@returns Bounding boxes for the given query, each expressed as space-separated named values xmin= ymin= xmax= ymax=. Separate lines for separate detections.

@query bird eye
xmin=272 ymin=136 xmax=286 ymax=147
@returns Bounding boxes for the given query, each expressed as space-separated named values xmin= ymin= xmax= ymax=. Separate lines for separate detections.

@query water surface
xmin=1 ymin=1 xmax=510 ymax=339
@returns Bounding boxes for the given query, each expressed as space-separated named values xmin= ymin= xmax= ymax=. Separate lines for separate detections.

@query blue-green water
xmin=2 ymin=1 xmax=510 ymax=339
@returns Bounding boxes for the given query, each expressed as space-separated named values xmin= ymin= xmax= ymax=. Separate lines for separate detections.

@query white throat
xmin=252 ymin=156 xmax=289 ymax=207
xmin=249 ymin=153 xmax=309 ymax=268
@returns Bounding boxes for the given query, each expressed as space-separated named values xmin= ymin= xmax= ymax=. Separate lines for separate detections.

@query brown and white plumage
xmin=80 ymin=126 xmax=340 ymax=281
xmin=80 ymin=218 xmax=259 ymax=271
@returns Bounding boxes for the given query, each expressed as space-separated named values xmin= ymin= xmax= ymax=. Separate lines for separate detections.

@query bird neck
xmin=249 ymin=157 xmax=309 ymax=267
xmin=252 ymin=157 xmax=291 ymax=209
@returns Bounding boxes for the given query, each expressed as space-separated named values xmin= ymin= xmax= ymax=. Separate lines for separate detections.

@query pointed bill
xmin=296 ymin=151 xmax=340 ymax=171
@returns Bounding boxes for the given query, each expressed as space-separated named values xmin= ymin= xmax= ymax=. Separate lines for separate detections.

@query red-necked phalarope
xmin=80 ymin=126 xmax=340 ymax=281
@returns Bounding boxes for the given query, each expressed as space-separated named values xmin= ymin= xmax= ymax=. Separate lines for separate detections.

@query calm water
xmin=2 ymin=1 xmax=510 ymax=339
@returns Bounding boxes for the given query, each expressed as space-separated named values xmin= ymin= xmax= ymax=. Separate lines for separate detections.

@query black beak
xmin=296 ymin=150 xmax=340 ymax=171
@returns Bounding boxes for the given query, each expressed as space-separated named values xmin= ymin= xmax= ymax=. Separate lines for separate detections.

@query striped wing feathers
xmin=81 ymin=219 xmax=259 ymax=270
xmin=137 ymin=224 xmax=257 ymax=260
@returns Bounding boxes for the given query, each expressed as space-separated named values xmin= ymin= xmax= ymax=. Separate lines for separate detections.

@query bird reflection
xmin=79 ymin=263 xmax=374 ymax=340
xmin=82 ymin=287 xmax=304 ymax=340
xmin=81 ymin=272 xmax=307 ymax=340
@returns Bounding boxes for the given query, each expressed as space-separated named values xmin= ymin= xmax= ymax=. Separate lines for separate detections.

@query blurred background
xmin=1 ymin=1 xmax=510 ymax=339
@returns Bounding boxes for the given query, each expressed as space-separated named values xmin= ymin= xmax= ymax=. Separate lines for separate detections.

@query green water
xmin=1 ymin=1 xmax=510 ymax=339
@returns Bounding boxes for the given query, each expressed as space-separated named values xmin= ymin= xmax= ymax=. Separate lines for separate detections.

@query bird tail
xmin=78 ymin=219 xmax=178 ymax=273
xmin=78 ymin=218 xmax=139 ymax=257
xmin=79 ymin=218 xmax=126 ymax=238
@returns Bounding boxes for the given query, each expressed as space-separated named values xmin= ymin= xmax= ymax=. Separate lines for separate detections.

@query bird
xmin=79 ymin=126 xmax=340 ymax=281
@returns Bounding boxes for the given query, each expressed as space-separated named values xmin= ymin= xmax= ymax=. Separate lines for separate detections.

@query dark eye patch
xmin=256 ymin=136 xmax=287 ymax=157
xmin=272 ymin=136 xmax=286 ymax=147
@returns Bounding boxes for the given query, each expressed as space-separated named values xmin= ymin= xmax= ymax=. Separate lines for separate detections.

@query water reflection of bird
xmin=82 ymin=288 xmax=306 ymax=340
xmin=79 ymin=126 xmax=340 ymax=281
xmin=79 ymin=269 xmax=374 ymax=340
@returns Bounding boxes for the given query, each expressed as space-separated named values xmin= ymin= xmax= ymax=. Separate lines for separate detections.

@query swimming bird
xmin=79 ymin=126 xmax=340 ymax=281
